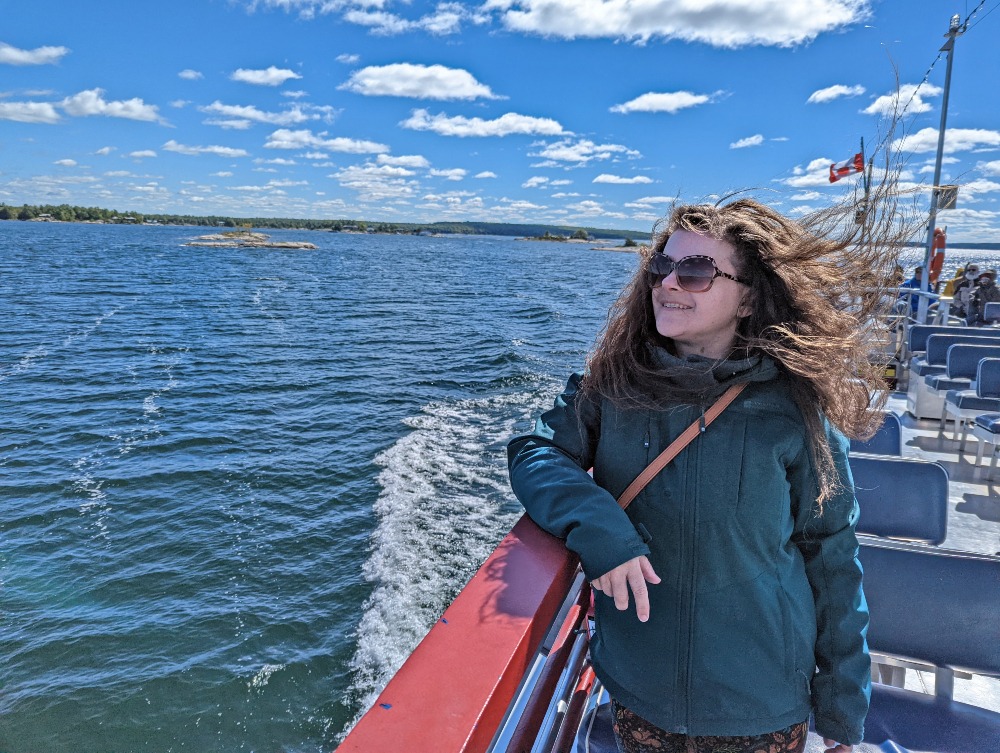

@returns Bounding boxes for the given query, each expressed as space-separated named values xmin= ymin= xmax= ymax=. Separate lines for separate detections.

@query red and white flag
xmin=829 ymin=152 xmax=864 ymax=183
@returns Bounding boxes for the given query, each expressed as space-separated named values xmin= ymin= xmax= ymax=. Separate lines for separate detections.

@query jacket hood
xmin=645 ymin=344 xmax=779 ymax=404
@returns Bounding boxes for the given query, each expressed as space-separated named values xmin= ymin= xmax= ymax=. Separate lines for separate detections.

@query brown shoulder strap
xmin=616 ymin=382 xmax=748 ymax=510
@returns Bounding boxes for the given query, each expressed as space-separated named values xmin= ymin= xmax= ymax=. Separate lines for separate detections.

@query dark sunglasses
xmin=648 ymin=253 xmax=748 ymax=293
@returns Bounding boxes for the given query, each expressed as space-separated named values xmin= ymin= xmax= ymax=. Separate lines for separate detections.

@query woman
xmin=508 ymin=199 xmax=903 ymax=753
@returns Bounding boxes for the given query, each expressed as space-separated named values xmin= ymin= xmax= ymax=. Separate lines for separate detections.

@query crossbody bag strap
xmin=616 ymin=382 xmax=749 ymax=510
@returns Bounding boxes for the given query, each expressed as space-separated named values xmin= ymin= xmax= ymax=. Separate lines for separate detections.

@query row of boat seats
xmin=942 ymin=357 xmax=1000 ymax=454
xmin=575 ymin=539 xmax=1000 ymax=753
xmin=905 ymin=328 xmax=1000 ymax=418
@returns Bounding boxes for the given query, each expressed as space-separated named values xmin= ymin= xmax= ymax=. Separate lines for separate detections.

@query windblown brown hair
xmin=582 ymin=171 xmax=918 ymax=506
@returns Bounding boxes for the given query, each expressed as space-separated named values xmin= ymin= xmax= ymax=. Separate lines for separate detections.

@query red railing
xmin=338 ymin=515 xmax=580 ymax=753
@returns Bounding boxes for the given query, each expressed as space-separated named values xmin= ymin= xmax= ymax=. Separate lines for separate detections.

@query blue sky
xmin=2 ymin=0 xmax=999 ymax=238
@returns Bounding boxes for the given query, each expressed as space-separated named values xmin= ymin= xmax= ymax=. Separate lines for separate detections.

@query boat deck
xmin=880 ymin=391 xmax=999 ymax=715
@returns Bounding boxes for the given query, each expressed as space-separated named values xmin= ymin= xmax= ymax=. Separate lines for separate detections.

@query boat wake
xmin=342 ymin=384 xmax=560 ymax=733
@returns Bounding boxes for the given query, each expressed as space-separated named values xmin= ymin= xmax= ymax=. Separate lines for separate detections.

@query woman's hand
xmin=591 ymin=555 xmax=661 ymax=622
xmin=823 ymin=739 xmax=852 ymax=753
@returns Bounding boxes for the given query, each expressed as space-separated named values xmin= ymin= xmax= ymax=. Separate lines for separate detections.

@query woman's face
xmin=650 ymin=230 xmax=748 ymax=360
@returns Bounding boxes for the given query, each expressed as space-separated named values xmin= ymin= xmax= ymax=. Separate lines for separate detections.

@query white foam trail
xmin=342 ymin=385 xmax=562 ymax=734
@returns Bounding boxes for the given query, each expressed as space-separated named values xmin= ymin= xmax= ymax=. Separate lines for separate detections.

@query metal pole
xmin=917 ymin=14 xmax=965 ymax=324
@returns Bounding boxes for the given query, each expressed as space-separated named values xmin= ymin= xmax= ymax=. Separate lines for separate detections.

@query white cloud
xmin=212 ymin=171 xmax=234 ymax=177
xmin=341 ymin=3 xmax=473 ymax=35
xmin=475 ymin=171 xmax=497 ymax=178
xmin=567 ymin=199 xmax=606 ymax=215
xmin=378 ymin=154 xmax=431 ymax=168
xmin=201 ymin=100 xmax=316 ymax=125
xmin=61 ymin=88 xmax=163 ymax=123
xmin=895 ymin=127 xmax=1000 ymax=155
xmin=0 ymin=42 xmax=69 ymax=65
xmin=204 ymin=118 xmax=253 ymax=130
xmin=337 ymin=54 xmax=360 ymax=64
xmin=282 ymin=90 xmax=308 ymax=98
xmin=264 ymin=128 xmax=389 ymax=153
xmin=95 ymin=146 xmax=115 ymax=155
xmin=593 ymin=174 xmax=653 ymax=184
xmin=484 ymin=0 xmax=868 ymax=47
xmin=781 ymin=156 xmax=844 ymax=187
xmin=429 ymin=168 xmax=467 ymax=180
xmin=624 ymin=195 xmax=673 ymax=208
xmin=862 ymin=83 xmax=941 ymax=116
xmin=104 ymin=170 xmax=133 ymax=177
xmin=333 ymin=162 xmax=420 ymax=201
xmin=979 ymin=160 xmax=1000 ymax=177
xmin=791 ymin=191 xmax=823 ymax=201
xmin=231 ymin=66 xmax=302 ymax=86
xmin=0 ymin=101 xmax=60 ymax=123
xmin=532 ymin=138 xmax=639 ymax=164
xmin=959 ymin=179 xmax=1000 ymax=200
xmin=129 ymin=150 xmax=157 ymax=159
xmin=54 ymin=159 xmax=77 ymax=167
xmin=302 ymin=151 xmax=330 ymax=160
xmin=268 ymin=178 xmax=309 ymax=187
xmin=400 ymin=108 xmax=567 ymax=137
xmin=171 ymin=99 xmax=190 ymax=109
xmin=807 ymin=84 xmax=865 ymax=104
xmin=178 ymin=69 xmax=203 ymax=80
xmin=163 ymin=140 xmax=249 ymax=157
xmin=523 ymin=176 xmax=549 ymax=188
xmin=341 ymin=63 xmax=499 ymax=100
xmin=730 ymin=134 xmax=764 ymax=149
xmin=611 ymin=91 xmax=713 ymax=114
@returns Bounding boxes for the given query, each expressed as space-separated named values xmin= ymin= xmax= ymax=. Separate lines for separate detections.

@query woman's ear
xmin=737 ymin=293 xmax=753 ymax=319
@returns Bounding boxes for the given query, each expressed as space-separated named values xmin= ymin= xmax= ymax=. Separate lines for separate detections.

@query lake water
xmin=3 ymin=221 xmax=998 ymax=753
xmin=0 ymin=222 xmax=635 ymax=752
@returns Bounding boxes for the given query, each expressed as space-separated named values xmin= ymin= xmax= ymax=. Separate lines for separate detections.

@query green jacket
xmin=507 ymin=355 xmax=870 ymax=744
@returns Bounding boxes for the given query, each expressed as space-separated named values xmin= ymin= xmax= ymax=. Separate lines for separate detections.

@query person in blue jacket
xmin=508 ymin=198 xmax=903 ymax=753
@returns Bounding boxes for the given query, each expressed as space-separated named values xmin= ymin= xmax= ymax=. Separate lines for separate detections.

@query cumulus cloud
xmin=95 ymin=146 xmax=115 ymax=155
xmin=862 ymin=83 xmax=941 ymax=116
xmin=782 ymin=157 xmax=841 ymax=187
xmin=0 ymin=42 xmax=69 ymax=65
xmin=730 ymin=134 xmax=764 ymax=149
xmin=611 ymin=91 xmax=713 ymax=114
xmin=895 ymin=127 xmax=1000 ymax=155
xmin=523 ymin=176 xmax=549 ymax=188
xmin=205 ymin=118 xmax=253 ymax=130
xmin=400 ymin=108 xmax=567 ymax=137
xmin=624 ymin=195 xmax=673 ymax=208
xmin=201 ymin=101 xmax=317 ymax=126
xmin=593 ymin=174 xmax=653 ymax=184
xmin=61 ymin=89 xmax=163 ymax=123
xmin=342 ymin=3 xmax=474 ymax=35
xmin=264 ymin=128 xmax=389 ymax=153
xmin=0 ymin=101 xmax=60 ymax=123
xmin=429 ymin=168 xmax=467 ymax=180
xmin=337 ymin=53 xmax=360 ymax=64
xmin=340 ymin=63 xmax=500 ymax=100
xmin=129 ymin=150 xmax=157 ymax=159
xmin=807 ymin=84 xmax=865 ymax=104
xmin=475 ymin=171 xmax=498 ymax=178
xmin=378 ymin=154 xmax=431 ymax=168
xmin=332 ymin=162 xmax=420 ymax=201
xmin=231 ymin=66 xmax=302 ymax=86
xmin=163 ymin=140 xmax=249 ymax=157
xmin=484 ymin=0 xmax=868 ymax=47
xmin=54 ymin=159 xmax=77 ymax=166
xmin=979 ymin=160 xmax=1000 ymax=177
xmin=532 ymin=138 xmax=640 ymax=164
xmin=178 ymin=69 xmax=203 ymax=80
xmin=282 ymin=90 xmax=308 ymax=98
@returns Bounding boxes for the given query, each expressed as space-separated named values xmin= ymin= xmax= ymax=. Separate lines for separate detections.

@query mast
xmin=917 ymin=14 xmax=966 ymax=324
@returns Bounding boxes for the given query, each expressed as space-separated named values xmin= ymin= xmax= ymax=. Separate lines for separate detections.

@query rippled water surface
xmin=0 ymin=222 xmax=638 ymax=752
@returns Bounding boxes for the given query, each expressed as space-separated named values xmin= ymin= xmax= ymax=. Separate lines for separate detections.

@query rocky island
xmin=184 ymin=231 xmax=318 ymax=249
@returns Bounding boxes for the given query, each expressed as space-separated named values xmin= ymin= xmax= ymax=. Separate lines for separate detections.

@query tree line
xmin=0 ymin=202 xmax=649 ymax=241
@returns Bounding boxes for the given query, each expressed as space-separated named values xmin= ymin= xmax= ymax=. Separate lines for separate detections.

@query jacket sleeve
xmin=789 ymin=422 xmax=871 ymax=745
xmin=507 ymin=373 xmax=650 ymax=581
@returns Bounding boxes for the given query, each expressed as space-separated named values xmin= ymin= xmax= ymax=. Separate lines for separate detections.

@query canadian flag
xmin=829 ymin=152 xmax=865 ymax=183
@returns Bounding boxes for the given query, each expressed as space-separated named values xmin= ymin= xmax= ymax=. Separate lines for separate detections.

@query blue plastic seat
xmin=850 ymin=412 xmax=902 ymax=456
xmin=848 ymin=456 xmax=948 ymax=544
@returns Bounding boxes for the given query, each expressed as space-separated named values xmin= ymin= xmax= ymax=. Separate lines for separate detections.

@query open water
xmin=4 ymin=222 xmax=1000 ymax=753
xmin=0 ymin=222 xmax=635 ymax=753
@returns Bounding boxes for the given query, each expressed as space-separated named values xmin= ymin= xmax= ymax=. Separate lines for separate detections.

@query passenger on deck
xmin=967 ymin=270 xmax=1000 ymax=326
xmin=952 ymin=263 xmax=980 ymax=319
xmin=509 ymin=199 xmax=904 ymax=753
xmin=897 ymin=265 xmax=924 ymax=315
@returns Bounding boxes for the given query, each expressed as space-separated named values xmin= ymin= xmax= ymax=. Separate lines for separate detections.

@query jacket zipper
xmin=683 ymin=409 xmax=703 ymax=731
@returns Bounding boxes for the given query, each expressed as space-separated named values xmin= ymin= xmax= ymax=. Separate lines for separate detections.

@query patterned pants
xmin=611 ymin=699 xmax=808 ymax=753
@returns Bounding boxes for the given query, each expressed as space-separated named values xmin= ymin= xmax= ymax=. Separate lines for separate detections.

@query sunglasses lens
xmin=676 ymin=257 xmax=716 ymax=292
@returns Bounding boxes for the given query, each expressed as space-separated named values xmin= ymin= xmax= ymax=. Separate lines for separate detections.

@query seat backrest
xmin=907 ymin=324 xmax=964 ymax=353
xmin=977 ymin=357 xmax=1000 ymax=399
xmin=858 ymin=538 xmax=1000 ymax=677
xmin=848 ymin=455 xmax=948 ymax=544
xmin=849 ymin=412 xmax=902 ymax=456
xmin=926 ymin=332 xmax=1000 ymax=364
xmin=945 ymin=344 xmax=1000 ymax=380
xmin=985 ymin=301 xmax=1000 ymax=322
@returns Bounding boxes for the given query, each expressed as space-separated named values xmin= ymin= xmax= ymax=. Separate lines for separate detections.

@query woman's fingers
xmin=592 ymin=556 xmax=659 ymax=621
